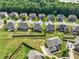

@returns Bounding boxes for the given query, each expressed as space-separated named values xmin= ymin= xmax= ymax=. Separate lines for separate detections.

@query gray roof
xmin=33 ymin=23 xmax=42 ymax=32
xmin=18 ymin=21 xmax=28 ymax=31
xmin=46 ymin=37 xmax=62 ymax=48
xmin=45 ymin=21 xmax=55 ymax=32
xmin=6 ymin=20 xmax=15 ymax=31
xmin=57 ymin=14 xmax=65 ymax=22
xmin=58 ymin=24 xmax=68 ymax=31
xmin=47 ymin=14 xmax=55 ymax=21
xmin=19 ymin=13 xmax=27 ymax=17
xmin=72 ymin=25 xmax=79 ymax=32
xmin=46 ymin=37 xmax=62 ymax=53
xmin=9 ymin=12 xmax=18 ymax=17
xmin=0 ymin=12 xmax=8 ymax=19
xmin=29 ymin=13 xmax=36 ymax=19
xmin=27 ymin=50 xmax=45 ymax=59
xmin=68 ymin=15 xmax=77 ymax=22
xmin=38 ymin=14 xmax=45 ymax=19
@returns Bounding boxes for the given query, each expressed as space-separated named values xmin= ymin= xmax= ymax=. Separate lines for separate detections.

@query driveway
xmin=67 ymin=41 xmax=75 ymax=59
xmin=40 ymin=45 xmax=59 ymax=59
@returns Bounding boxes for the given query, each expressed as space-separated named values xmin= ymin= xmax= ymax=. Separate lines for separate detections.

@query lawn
xmin=10 ymin=43 xmax=32 ymax=59
xmin=0 ymin=30 xmax=13 ymax=40
xmin=0 ymin=30 xmax=45 ymax=59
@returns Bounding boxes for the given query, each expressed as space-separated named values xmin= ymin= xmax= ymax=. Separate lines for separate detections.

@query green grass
xmin=0 ymin=40 xmax=18 ymax=59
xmin=0 ymin=30 xmax=45 ymax=59
xmin=11 ymin=44 xmax=32 ymax=59
xmin=0 ymin=38 xmax=45 ymax=59
xmin=0 ymin=30 xmax=13 ymax=40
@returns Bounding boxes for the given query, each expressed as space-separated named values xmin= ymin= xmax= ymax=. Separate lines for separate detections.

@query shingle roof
xmin=9 ymin=12 xmax=18 ymax=17
xmin=46 ymin=37 xmax=62 ymax=47
xmin=29 ymin=13 xmax=36 ymax=19
xmin=72 ymin=25 xmax=79 ymax=32
xmin=38 ymin=14 xmax=45 ymax=19
xmin=6 ymin=20 xmax=16 ymax=31
xmin=19 ymin=13 xmax=27 ymax=17
xmin=27 ymin=50 xmax=45 ymax=59
xmin=57 ymin=14 xmax=65 ymax=22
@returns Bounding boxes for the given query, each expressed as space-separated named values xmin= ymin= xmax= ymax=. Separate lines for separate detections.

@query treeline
xmin=0 ymin=0 xmax=79 ymax=17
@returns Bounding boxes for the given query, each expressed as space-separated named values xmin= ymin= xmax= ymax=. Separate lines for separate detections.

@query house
xmin=57 ymin=14 xmax=65 ymax=22
xmin=6 ymin=20 xmax=16 ymax=31
xmin=18 ymin=21 xmax=28 ymax=31
xmin=71 ymin=25 xmax=79 ymax=35
xmin=45 ymin=21 xmax=55 ymax=32
xmin=68 ymin=15 xmax=77 ymax=22
xmin=19 ymin=13 xmax=27 ymax=21
xmin=29 ymin=13 xmax=36 ymax=20
xmin=38 ymin=14 xmax=45 ymax=20
xmin=9 ymin=12 xmax=18 ymax=19
xmin=47 ymin=14 xmax=55 ymax=22
xmin=33 ymin=21 xmax=43 ymax=32
xmin=19 ymin=13 xmax=27 ymax=17
xmin=0 ymin=12 xmax=8 ymax=19
xmin=57 ymin=23 xmax=68 ymax=32
xmin=46 ymin=37 xmax=62 ymax=53
xmin=27 ymin=50 xmax=45 ymax=59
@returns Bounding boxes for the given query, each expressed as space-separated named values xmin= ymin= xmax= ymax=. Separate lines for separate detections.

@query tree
xmin=61 ymin=42 xmax=69 ymax=57
xmin=42 ymin=23 xmax=46 ymax=35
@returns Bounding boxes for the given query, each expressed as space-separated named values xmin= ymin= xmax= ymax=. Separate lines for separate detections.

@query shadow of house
xmin=71 ymin=25 xmax=79 ymax=35
xmin=27 ymin=50 xmax=45 ymax=59
xmin=5 ymin=20 xmax=16 ymax=31
xmin=45 ymin=37 xmax=62 ymax=53
xmin=57 ymin=14 xmax=65 ymax=22
xmin=45 ymin=21 xmax=55 ymax=33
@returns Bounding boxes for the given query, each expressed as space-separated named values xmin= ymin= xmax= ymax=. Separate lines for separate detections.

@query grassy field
xmin=0 ymin=30 xmax=45 ymax=59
